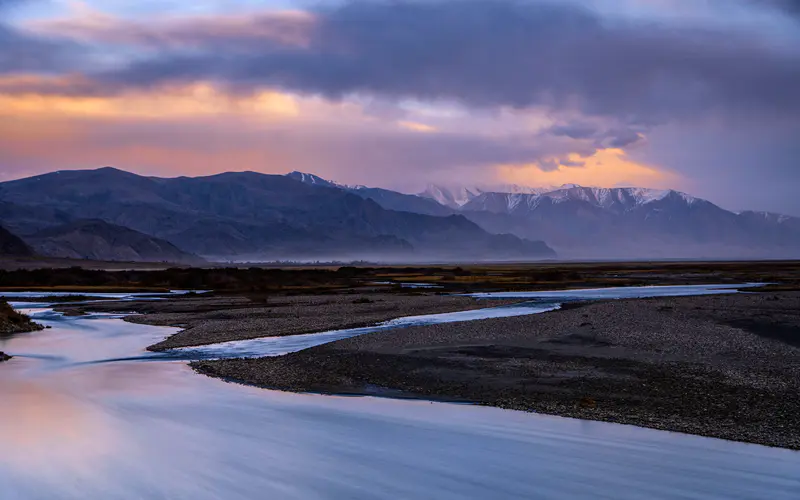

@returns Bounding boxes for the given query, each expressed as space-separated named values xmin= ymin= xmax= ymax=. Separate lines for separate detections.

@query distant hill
xmin=25 ymin=220 xmax=203 ymax=264
xmin=0 ymin=168 xmax=555 ymax=262
xmin=0 ymin=224 xmax=33 ymax=256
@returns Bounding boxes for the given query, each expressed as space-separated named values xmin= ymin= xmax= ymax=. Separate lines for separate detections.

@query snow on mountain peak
xmin=419 ymin=184 xmax=483 ymax=208
xmin=286 ymin=171 xmax=366 ymax=190
xmin=287 ymin=171 xmax=337 ymax=187
xmin=419 ymin=183 xmax=557 ymax=208
xmin=543 ymin=186 xmax=699 ymax=209
xmin=288 ymin=172 xmax=704 ymax=214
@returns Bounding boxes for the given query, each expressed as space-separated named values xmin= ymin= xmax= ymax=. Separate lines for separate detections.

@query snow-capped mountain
xmin=286 ymin=172 xmax=800 ymax=259
xmin=286 ymin=171 xmax=370 ymax=190
xmin=462 ymin=186 xmax=700 ymax=215
xmin=543 ymin=186 xmax=698 ymax=209
xmin=286 ymin=171 xmax=343 ymax=189
xmin=461 ymin=186 xmax=800 ymax=258
xmin=419 ymin=184 xmax=482 ymax=208
xmin=287 ymin=172 xmax=454 ymax=216
xmin=419 ymin=183 xmax=556 ymax=208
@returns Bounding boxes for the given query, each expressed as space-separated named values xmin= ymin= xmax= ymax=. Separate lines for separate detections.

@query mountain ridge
xmin=25 ymin=219 xmax=204 ymax=264
xmin=288 ymin=172 xmax=800 ymax=259
xmin=0 ymin=168 xmax=555 ymax=262
xmin=5 ymin=167 xmax=798 ymax=261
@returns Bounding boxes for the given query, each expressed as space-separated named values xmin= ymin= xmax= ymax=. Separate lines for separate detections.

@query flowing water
xmin=1 ymin=284 xmax=798 ymax=499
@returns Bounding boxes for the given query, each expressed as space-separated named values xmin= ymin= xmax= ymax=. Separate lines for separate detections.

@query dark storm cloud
xmin=549 ymin=123 xmax=599 ymax=140
xmin=94 ymin=0 xmax=800 ymax=124
xmin=603 ymin=129 xmax=642 ymax=149
xmin=631 ymin=117 xmax=800 ymax=215
xmin=546 ymin=122 xmax=642 ymax=149
xmin=0 ymin=26 xmax=71 ymax=72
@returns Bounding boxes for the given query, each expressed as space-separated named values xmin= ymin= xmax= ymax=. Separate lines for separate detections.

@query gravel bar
xmin=194 ymin=292 xmax=800 ymax=450
xmin=57 ymin=293 xmax=520 ymax=350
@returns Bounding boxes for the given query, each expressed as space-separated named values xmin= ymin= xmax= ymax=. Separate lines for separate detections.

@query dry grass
xmin=1 ymin=260 xmax=799 ymax=295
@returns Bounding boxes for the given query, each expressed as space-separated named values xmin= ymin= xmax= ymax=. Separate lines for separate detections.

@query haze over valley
xmin=2 ymin=167 xmax=798 ymax=264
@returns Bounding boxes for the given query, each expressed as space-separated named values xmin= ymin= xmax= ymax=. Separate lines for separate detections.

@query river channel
xmin=1 ymin=284 xmax=798 ymax=499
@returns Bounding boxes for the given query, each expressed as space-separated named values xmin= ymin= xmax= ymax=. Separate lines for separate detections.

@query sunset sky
xmin=1 ymin=0 xmax=799 ymax=214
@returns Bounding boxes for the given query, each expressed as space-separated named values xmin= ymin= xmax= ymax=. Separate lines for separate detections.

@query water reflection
xmin=0 ymin=378 xmax=120 ymax=476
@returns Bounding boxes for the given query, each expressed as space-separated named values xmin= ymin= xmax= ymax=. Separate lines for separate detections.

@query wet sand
xmin=57 ymin=294 xmax=520 ymax=350
xmin=194 ymin=292 xmax=800 ymax=449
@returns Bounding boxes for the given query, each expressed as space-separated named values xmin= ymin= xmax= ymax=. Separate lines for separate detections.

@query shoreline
xmin=188 ymin=364 xmax=796 ymax=452
xmin=54 ymin=293 xmax=525 ymax=350
xmin=192 ymin=292 xmax=800 ymax=450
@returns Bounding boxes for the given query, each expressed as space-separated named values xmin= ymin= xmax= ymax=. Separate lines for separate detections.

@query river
xmin=1 ymin=285 xmax=798 ymax=499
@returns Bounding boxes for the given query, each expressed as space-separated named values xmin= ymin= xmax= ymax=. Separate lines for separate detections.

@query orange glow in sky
xmin=0 ymin=77 xmax=681 ymax=191
xmin=496 ymin=149 xmax=679 ymax=189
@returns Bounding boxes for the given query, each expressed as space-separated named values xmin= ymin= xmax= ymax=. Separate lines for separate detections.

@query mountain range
xmin=290 ymin=174 xmax=800 ymax=259
xmin=419 ymin=183 xmax=558 ymax=209
xmin=0 ymin=168 xmax=554 ymax=263
xmin=2 ymin=167 xmax=798 ymax=263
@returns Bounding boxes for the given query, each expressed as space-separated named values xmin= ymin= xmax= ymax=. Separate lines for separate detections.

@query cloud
xmin=30 ymin=9 xmax=316 ymax=49
xmin=496 ymin=148 xmax=679 ymax=190
xmin=0 ymin=1 xmax=84 ymax=74
xmin=61 ymin=0 xmax=797 ymax=126
xmin=0 ymin=81 xmax=609 ymax=190
xmin=549 ymin=123 xmax=599 ymax=140
xmin=546 ymin=120 xmax=644 ymax=151
xmin=602 ymin=129 xmax=643 ymax=149
xmin=2 ymin=0 xmax=797 ymax=213
xmin=629 ymin=117 xmax=800 ymax=215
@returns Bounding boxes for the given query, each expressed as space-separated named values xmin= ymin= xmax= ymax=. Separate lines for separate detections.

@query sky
xmin=1 ymin=0 xmax=799 ymax=214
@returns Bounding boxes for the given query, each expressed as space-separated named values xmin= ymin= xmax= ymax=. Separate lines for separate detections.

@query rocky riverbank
xmin=194 ymin=292 xmax=800 ymax=450
xmin=0 ymin=300 xmax=44 ymax=335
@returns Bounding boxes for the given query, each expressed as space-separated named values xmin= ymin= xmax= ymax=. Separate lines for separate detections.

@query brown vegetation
xmin=1 ymin=260 xmax=799 ymax=295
